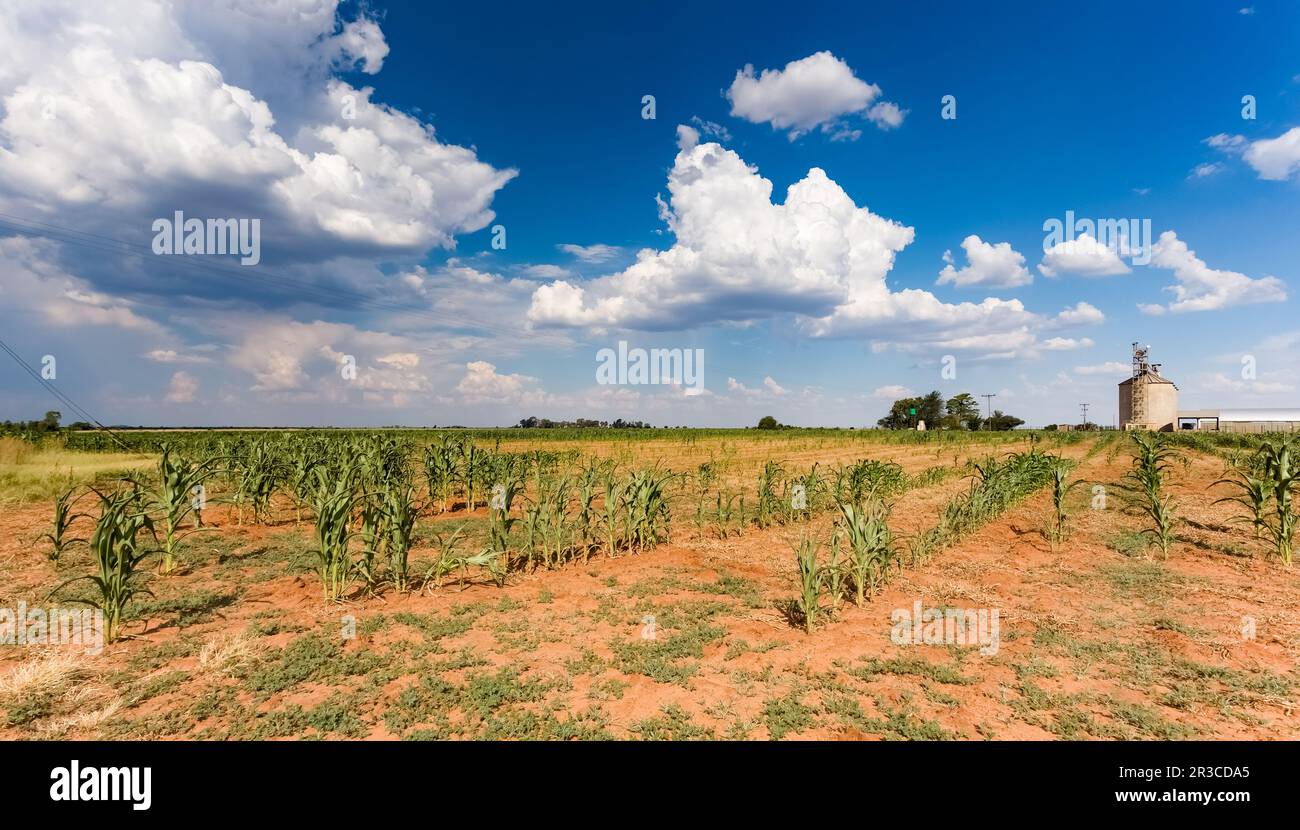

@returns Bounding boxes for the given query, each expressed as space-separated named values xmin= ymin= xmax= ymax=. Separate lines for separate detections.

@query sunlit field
xmin=0 ymin=427 xmax=1296 ymax=740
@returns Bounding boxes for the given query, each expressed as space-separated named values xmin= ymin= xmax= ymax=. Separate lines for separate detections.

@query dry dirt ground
xmin=0 ymin=438 xmax=1296 ymax=740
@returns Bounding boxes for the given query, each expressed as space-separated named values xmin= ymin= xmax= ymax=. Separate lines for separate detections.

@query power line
xmin=981 ymin=393 xmax=996 ymax=430
xmin=0 ymin=336 xmax=129 ymax=450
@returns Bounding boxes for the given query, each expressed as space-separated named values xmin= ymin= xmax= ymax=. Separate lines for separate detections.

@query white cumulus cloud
xmin=726 ymin=51 xmax=903 ymax=140
xmin=1038 ymin=233 xmax=1131 ymax=278
xmin=937 ymin=235 xmax=1031 ymax=289
xmin=1147 ymin=231 xmax=1286 ymax=313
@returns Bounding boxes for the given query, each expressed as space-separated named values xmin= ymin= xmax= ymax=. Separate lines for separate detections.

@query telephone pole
xmin=981 ymin=393 xmax=996 ymax=430
xmin=1080 ymin=403 xmax=1090 ymax=427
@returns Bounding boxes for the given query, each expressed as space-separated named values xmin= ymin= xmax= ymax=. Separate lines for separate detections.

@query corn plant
xmin=50 ymin=488 xmax=156 ymax=643
xmin=601 ymin=470 xmax=626 ymax=556
xmin=422 ymin=526 xmax=469 ymax=590
xmin=483 ymin=477 xmax=520 ymax=583
xmin=41 ymin=485 xmax=91 ymax=563
xmin=789 ymin=535 xmax=823 ymax=634
xmin=755 ymin=461 xmax=783 ymax=528
xmin=838 ymin=499 xmax=896 ymax=605
xmin=1213 ymin=466 xmax=1272 ymax=539
xmin=142 ymin=444 xmax=221 ymax=573
xmin=1045 ymin=455 xmax=1082 ymax=551
xmin=423 ymin=437 xmax=460 ymax=513
xmin=713 ymin=490 xmax=739 ymax=539
xmin=575 ymin=460 xmax=603 ymax=562
xmin=1257 ymin=440 xmax=1298 ymax=565
xmin=231 ymin=439 xmax=282 ymax=525
xmin=311 ymin=468 xmax=360 ymax=602
xmin=824 ymin=531 xmax=845 ymax=615
xmin=693 ymin=461 xmax=717 ymax=537
xmin=624 ymin=466 xmax=674 ymax=551
xmin=287 ymin=447 xmax=322 ymax=525
xmin=1118 ymin=433 xmax=1182 ymax=559
xmin=383 ymin=481 xmax=420 ymax=592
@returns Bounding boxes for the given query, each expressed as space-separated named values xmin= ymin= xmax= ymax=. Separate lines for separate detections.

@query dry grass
xmin=0 ymin=446 xmax=155 ymax=504
xmin=0 ymin=648 xmax=87 ymax=703
xmin=0 ymin=437 xmax=34 ymax=466
xmin=197 ymin=631 xmax=261 ymax=678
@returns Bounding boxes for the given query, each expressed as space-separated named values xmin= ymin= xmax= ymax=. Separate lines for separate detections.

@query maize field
xmin=0 ymin=427 xmax=1297 ymax=740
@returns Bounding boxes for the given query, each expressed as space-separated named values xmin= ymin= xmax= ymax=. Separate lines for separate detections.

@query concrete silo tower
xmin=1119 ymin=343 xmax=1179 ymax=431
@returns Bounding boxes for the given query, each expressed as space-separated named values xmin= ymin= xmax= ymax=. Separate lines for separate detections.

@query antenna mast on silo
xmin=1131 ymin=342 xmax=1150 ymax=377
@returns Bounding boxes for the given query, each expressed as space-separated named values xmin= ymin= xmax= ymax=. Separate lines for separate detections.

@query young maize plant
xmin=1119 ymin=433 xmax=1182 ymax=559
xmin=311 ymin=468 xmax=360 ymax=602
xmin=1045 ymin=455 xmax=1082 ymax=552
xmin=713 ymin=490 xmax=739 ymax=539
xmin=287 ymin=447 xmax=322 ymax=526
xmin=794 ymin=463 xmax=824 ymax=521
xmin=824 ymin=531 xmax=846 ymax=616
xmin=1142 ymin=493 xmax=1179 ymax=559
xmin=421 ymin=526 xmax=465 ymax=590
xmin=624 ymin=466 xmax=674 ymax=551
xmin=50 ymin=488 xmax=156 ymax=643
xmin=838 ymin=499 xmax=897 ymax=605
xmin=144 ymin=444 xmax=221 ymax=573
xmin=461 ymin=442 xmax=485 ymax=510
xmin=755 ymin=460 xmax=784 ymax=528
xmin=601 ymin=470 xmax=626 ymax=556
xmin=693 ymin=461 xmax=718 ymax=538
xmin=1213 ymin=466 xmax=1272 ymax=539
xmin=232 ymin=439 xmax=283 ymax=525
xmin=423 ymin=436 xmax=461 ymax=513
xmin=383 ymin=480 xmax=420 ymax=592
xmin=357 ymin=490 xmax=390 ymax=593
xmin=1257 ymin=439 xmax=1297 ymax=566
xmin=40 ymin=485 xmax=91 ymax=564
xmin=575 ymin=460 xmax=604 ymax=562
xmin=790 ymin=535 xmax=823 ymax=634
xmin=482 ymin=477 xmax=520 ymax=585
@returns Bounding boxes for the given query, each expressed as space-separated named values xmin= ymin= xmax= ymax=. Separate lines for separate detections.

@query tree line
xmin=876 ymin=392 xmax=1024 ymax=431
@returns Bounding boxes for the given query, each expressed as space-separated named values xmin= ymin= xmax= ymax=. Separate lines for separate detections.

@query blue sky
xmin=1 ymin=0 xmax=1298 ymax=427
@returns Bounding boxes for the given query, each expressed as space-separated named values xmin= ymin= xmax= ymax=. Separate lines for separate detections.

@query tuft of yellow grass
xmin=0 ymin=437 xmax=34 ymax=465
xmin=0 ymin=649 xmax=88 ymax=704
xmin=197 ymin=631 xmax=261 ymax=678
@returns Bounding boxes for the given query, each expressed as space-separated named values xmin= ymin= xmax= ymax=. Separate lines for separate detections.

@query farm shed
xmin=1176 ymin=409 xmax=1300 ymax=433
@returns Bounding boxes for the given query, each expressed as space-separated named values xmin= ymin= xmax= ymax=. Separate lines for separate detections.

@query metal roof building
xmin=1177 ymin=409 xmax=1300 ymax=433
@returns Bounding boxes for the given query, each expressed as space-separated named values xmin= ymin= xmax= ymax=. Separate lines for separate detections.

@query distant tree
xmin=878 ymin=397 xmax=918 ymax=429
xmin=42 ymin=411 xmax=61 ymax=431
xmin=877 ymin=390 xmax=944 ymax=430
xmin=757 ymin=415 xmax=780 ymax=430
xmin=985 ymin=410 xmax=1025 ymax=431
xmin=944 ymin=393 xmax=980 ymax=430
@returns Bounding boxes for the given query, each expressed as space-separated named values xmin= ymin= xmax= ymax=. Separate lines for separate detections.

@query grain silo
xmin=1118 ymin=343 xmax=1178 ymax=431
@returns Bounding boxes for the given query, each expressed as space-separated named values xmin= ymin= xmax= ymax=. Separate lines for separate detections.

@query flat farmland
xmin=0 ymin=429 xmax=1295 ymax=740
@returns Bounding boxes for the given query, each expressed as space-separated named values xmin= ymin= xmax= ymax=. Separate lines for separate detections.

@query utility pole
xmin=1080 ymin=402 xmax=1090 ymax=427
xmin=981 ymin=393 xmax=996 ymax=430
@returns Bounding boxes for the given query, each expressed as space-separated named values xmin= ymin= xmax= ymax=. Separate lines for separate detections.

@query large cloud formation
xmin=528 ymin=133 xmax=1053 ymax=357
xmin=0 ymin=0 xmax=515 ymax=263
